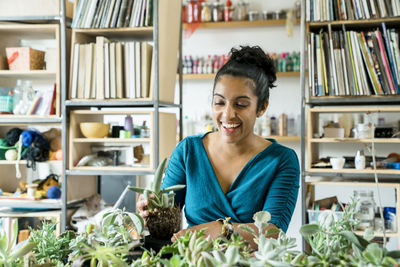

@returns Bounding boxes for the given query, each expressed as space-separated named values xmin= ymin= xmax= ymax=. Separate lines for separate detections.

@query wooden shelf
xmin=72 ymin=138 xmax=150 ymax=143
xmin=265 ymin=136 xmax=301 ymax=142
xmin=309 ymin=138 xmax=400 ymax=143
xmin=0 ymin=160 xmax=61 ymax=165
xmin=307 ymin=168 xmax=400 ymax=175
xmin=0 ymin=198 xmax=62 ymax=209
xmin=0 ymin=209 xmax=61 ymax=218
xmin=306 ymin=179 xmax=400 ymax=188
xmin=72 ymin=27 xmax=153 ymax=39
xmin=180 ymin=72 xmax=300 ymax=80
xmin=307 ymin=17 xmax=400 ymax=30
xmin=0 ymin=70 xmax=56 ymax=79
xmin=183 ymin=19 xmax=299 ymax=30
xmin=309 ymin=107 xmax=400 ymax=113
xmin=308 ymin=95 xmax=400 ymax=105
xmin=0 ymin=115 xmax=61 ymax=124
xmin=70 ymin=166 xmax=153 ymax=172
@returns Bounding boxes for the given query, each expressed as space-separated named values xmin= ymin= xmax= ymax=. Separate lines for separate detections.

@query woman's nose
xmin=222 ymin=104 xmax=235 ymax=119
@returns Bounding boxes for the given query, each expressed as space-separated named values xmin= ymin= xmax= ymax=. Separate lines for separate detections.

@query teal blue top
xmin=161 ymin=133 xmax=300 ymax=232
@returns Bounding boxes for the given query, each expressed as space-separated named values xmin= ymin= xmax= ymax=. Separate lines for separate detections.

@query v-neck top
xmin=161 ymin=133 xmax=300 ymax=232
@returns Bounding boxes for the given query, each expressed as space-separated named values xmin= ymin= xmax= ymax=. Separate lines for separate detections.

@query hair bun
xmin=230 ymin=46 xmax=275 ymax=80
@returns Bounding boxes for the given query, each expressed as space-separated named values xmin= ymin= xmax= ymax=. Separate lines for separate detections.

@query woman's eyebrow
xmin=213 ymin=94 xmax=251 ymax=100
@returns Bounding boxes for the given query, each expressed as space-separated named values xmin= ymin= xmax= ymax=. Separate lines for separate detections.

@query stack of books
xmin=72 ymin=0 xmax=152 ymax=28
xmin=306 ymin=0 xmax=400 ymax=21
xmin=70 ymin=37 xmax=154 ymax=100
xmin=308 ymin=23 xmax=400 ymax=97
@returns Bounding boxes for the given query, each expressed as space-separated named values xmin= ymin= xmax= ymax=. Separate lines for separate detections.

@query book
xmin=71 ymin=43 xmax=80 ymax=99
xmin=381 ymin=22 xmax=400 ymax=94
xmin=104 ymin=0 xmax=117 ymax=28
xmin=117 ymin=0 xmax=130 ymax=28
xmin=328 ymin=24 xmax=339 ymax=96
xmin=104 ymin=42 xmax=111 ymax=99
xmin=141 ymin=42 xmax=153 ymax=98
xmin=96 ymin=36 xmax=110 ymax=99
xmin=123 ymin=0 xmax=135 ymax=27
xmin=375 ymin=29 xmax=396 ymax=94
xmin=77 ymin=43 xmax=86 ymax=99
xmin=109 ymin=42 xmax=117 ymax=98
xmin=84 ymin=43 xmax=95 ymax=99
xmin=135 ymin=41 xmax=142 ymax=98
xmin=124 ymin=42 xmax=131 ymax=98
xmin=115 ymin=42 xmax=124 ymax=98
xmin=110 ymin=0 xmax=122 ymax=28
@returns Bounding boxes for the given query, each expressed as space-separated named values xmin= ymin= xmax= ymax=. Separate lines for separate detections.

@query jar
xmin=201 ymin=2 xmax=212 ymax=22
xmin=187 ymin=0 xmax=200 ymax=23
xmin=236 ymin=1 xmax=248 ymax=20
xmin=354 ymin=190 xmax=375 ymax=230
xmin=212 ymin=2 xmax=223 ymax=22
xmin=262 ymin=11 xmax=268 ymax=20
xmin=248 ymin=11 xmax=260 ymax=21
xmin=273 ymin=10 xmax=280 ymax=20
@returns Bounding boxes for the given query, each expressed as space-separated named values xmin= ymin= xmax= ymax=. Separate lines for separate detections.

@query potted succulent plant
xmin=129 ymin=158 xmax=185 ymax=245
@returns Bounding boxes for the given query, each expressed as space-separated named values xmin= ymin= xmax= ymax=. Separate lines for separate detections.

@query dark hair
xmin=213 ymin=46 xmax=276 ymax=113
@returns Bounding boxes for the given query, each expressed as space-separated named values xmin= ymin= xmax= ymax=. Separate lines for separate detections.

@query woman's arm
xmin=172 ymin=221 xmax=279 ymax=250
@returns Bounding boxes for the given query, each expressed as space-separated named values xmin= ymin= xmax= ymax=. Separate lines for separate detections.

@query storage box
xmin=0 ymin=0 xmax=73 ymax=18
xmin=6 ymin=47 xmax=45 ymax=71
xmin=307 ymin=210 xmax=344 ymax=224
xmin=324 ymin=127 xmax=345 ymax=138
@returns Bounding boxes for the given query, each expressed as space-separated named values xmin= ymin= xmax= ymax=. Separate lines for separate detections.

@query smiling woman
xmin=137 ymin=46 xmax=300 ymax=250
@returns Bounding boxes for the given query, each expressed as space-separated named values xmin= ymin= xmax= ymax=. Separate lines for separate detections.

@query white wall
xmin=180 ymin=0 xmax=304 ymax=249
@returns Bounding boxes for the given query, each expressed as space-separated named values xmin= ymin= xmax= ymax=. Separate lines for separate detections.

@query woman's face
xmin=212 ymin=75 xmax=262 ymax=144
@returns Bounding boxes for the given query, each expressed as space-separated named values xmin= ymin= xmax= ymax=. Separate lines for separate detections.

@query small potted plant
xmin=129 ymin=158 xmax=185 ymax=249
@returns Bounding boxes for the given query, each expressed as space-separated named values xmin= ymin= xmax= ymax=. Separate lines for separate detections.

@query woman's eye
xmin=236 ymin=103 xmax=249 ymax=107
xmin=214 ymin=102 xmax=224 ymax=106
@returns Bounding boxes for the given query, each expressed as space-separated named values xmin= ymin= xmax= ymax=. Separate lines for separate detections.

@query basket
xmin=0 ymin=95 xmax=13 ymax=113
xmin=307 ymin=210 xmax=344 ymax=224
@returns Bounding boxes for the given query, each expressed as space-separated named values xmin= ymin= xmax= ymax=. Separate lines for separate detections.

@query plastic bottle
xmin=13 ymin=79 xmax=23 ymax=114
xmin=355 ymin=150 xmax=366 ymax=170
xmin=224 ymin=0 xmax=233 ymax=21
xmin=124 ymin=115 xmax=134 ymax=136
xmin=270 ymin=116 xmax=277 ymax=135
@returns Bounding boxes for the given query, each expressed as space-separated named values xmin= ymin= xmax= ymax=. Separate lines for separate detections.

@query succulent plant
xmin=129 ymin=158 xmax=186 ymax=239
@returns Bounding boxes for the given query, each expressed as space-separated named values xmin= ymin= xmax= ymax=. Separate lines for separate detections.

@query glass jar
xmin=212 ymin=3 xmax=223 ymax=22
xmin=354 ymin=190 xmax=375 ymax=230
xmin=187 ymin=0 xmax=200 ymax=23
xmin=201 ymin=2 xmax=212 ymax=22
xmin=236 ymin=1 xmax=248 ymax=21
xmin=12 ymin=79 xmax=23 ymax=114
xmin=248 ymin=11 xmax=260 ymax=21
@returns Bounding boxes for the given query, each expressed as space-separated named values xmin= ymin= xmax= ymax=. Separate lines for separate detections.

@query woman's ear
xmin=257 ymin=100 xmax=269 ymax=117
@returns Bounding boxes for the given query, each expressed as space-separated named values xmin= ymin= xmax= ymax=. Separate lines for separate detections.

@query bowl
xmin=80 ymin=122 xmax=110 ymax=138
xmin=330 ymin=157 xmax=345 ymax=170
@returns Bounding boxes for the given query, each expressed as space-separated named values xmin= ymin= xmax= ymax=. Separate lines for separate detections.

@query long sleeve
xmin=263 ymin=149 xmax=300 ymax=232
xmin=161 ymin=138 xmax=188 ymax=208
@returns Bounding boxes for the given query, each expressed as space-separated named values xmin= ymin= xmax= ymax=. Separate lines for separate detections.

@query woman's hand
xmin=136 ymin=193 xmax=154 ymax=225
xmin=172 ymin=221 xmax=223 ymax=242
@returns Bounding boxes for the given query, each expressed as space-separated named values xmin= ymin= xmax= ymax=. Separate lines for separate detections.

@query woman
xmin=138 ymin=46 xmax=299 ymax=249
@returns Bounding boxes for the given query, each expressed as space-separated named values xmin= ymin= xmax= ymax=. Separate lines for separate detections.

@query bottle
xmin=187 ymin=56 xmax=193 ymax=74
xmin=183 ymin=55 xmax=188 ymax=74
xmin=270 ymin=116 xmax=277 ymax=135
xmin=354 ymin=190 xmax=375 ymax=230
xmin=355 ymin=150 xmax=366 ymax=170
xmin=13 ymin=79 xmax=23 ymax=114
xmin=124 ymin=115 xmax=134 ymax=136
xmin=224 ymin=0 xmax=233 ymax=22
xmin=140 ymin=121 xmax=150 ymax=138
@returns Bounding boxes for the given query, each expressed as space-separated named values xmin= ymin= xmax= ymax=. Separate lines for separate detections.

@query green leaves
xmin=299 ymin=224 xmax=320 ymax=237
xmin=152 ymin=157 xmax=168 ymax=194
xmin=253 ymin=211 xmax=271 ymax=234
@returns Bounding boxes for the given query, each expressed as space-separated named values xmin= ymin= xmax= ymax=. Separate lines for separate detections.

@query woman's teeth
xmin=222 ymin=123 xmax=240 ymax=129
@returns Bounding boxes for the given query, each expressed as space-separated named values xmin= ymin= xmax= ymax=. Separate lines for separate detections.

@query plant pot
xmin=144 ymin=236 xmax=172 ymax=252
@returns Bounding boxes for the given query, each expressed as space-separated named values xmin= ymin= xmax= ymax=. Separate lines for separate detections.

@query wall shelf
xmin=183 ymin=19 xmax=299 ymax=30
xmin=307 ymin=17 xmax=400 ymax=30
xmin=0 ymin=70 xmax=56 ymax=79
xmin=309 ymin=138 xmax=400 ymax=143
xmin=180 ymin=72 xmax=300 ymax=80
xmin=65 ymin=99 xmax=179 ymax=108
xmin=72 ymin=27 xmax=153 ymax=39
xmin=308 ymin=96 xmax=400 ymax=106
xmin=72 ymin=138 xmax=151 ymax=143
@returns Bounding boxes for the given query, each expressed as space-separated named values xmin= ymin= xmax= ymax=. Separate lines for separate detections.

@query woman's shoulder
xmin=263 ymin=138 xmax=299 ymax=162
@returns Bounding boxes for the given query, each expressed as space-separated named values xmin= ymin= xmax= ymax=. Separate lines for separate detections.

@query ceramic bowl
xmin=330 ymin=157 xmax=345 ymax=170
xmin=80 ymin=122 xmax=110 ymax=138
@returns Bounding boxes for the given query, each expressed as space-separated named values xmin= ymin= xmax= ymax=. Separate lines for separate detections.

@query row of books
xmin=72 ymin=0 xmax=152 ymax=29
xmin=308 ymin=23 xmax=400 ymax=97
xmin=306 ymin=0 xmax=400 ymax=22
xmin=70 ymin=37 xmax=154 ymax=100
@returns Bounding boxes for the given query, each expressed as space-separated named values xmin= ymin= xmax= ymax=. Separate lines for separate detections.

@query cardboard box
xmin=6 ymin=47 xmax=45 ymax=71
xmin=324 ymin=127 xmax=345 ymax=138
xmin=0 ymin=0 xmax=73 ymax=18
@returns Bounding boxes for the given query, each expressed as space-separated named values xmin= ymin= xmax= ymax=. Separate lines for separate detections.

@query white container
xmin=355 ymin=150 xmax=366 ymax=170
xmin=330 ymin=157 xmax=345 ymax=169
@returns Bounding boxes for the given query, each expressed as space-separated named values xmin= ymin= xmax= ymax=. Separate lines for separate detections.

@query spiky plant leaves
xmin=299 ymin=224 xmax=320 ymax=237
xmin=265 ymin=228 xmax=280 ymax=237
xmin=386 ymin=250 xmax=400 ymax=259
xmin=225 ymin=246 xmax=240 ymax=264
xmin=128 ymin=187 xmax=147 ymax=194
xmin=162 ymin=185 xmax=186 ymax=193
xmin=238 ymin=224 xmax=257 ymax=237
xmin=151 ymin=158 xmax=168 ymax=194
xmin=340 ymin=230 xmax=369 ymax=251
xmin=8 ymin=240 xmax=36 ymax=262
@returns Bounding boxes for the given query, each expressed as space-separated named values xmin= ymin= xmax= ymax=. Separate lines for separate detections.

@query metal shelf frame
xmin=62 ymin=0 xmax=183 ymax=232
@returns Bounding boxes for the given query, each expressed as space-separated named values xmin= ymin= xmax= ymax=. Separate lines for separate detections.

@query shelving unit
xmin=300 ymin=1 xmax=400 ymax=247
xmin=183 ymin=18 xmax=300 ymax=30
xmin=306 ymin=179 xmax=400 ymax=239
xmin=0 ymin=0 xmax=73 ymax=232
xmin=63 ymin=0 xmax=182 ymax=230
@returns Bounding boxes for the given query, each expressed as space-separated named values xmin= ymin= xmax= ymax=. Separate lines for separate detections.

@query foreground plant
xmin=68 ymin=208 xmax=144 ymax=266
xmin=0 ymin=219 xmax=36 ymax=267
xmin=129 ymin=158 xmax=186 ymax=239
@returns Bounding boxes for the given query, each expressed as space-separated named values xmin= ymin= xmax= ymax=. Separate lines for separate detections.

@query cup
xmin=330 ymin=157 xmax=345 ymax=169
xmin=27 ymin=184 xmax=38 ymax=198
